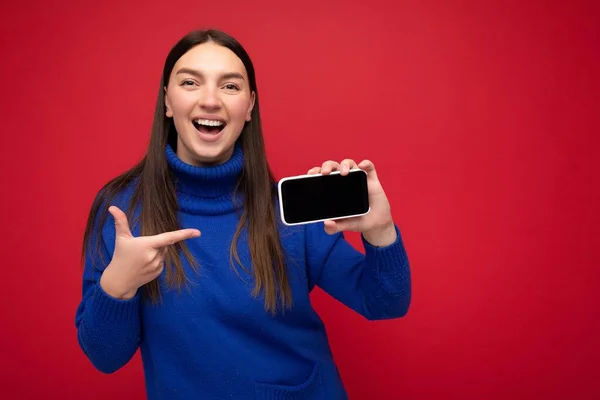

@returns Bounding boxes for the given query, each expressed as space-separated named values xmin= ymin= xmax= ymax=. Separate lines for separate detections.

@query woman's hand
xmin=307 ymin=159 xmax=397 ymax=247
xmin=100 ymin=206 xmax=201 ymax=299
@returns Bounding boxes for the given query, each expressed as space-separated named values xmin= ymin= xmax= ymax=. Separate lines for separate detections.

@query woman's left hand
xmin=307 ymin=159 xmax=397 ymax=247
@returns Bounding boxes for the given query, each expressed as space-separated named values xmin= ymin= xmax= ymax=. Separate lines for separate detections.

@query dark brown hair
xmin=81 ymin=29 xmax=292 ymax=314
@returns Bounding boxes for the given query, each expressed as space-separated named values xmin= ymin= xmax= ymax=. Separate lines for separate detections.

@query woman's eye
xmin=182 ymin=80 xmax=195 ymax=86
xmin=224 ymin=84 xmax=240 ymax=91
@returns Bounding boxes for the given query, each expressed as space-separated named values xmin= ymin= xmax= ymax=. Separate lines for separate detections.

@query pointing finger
xmin=148 ymin=228 xmax=201 ymax=249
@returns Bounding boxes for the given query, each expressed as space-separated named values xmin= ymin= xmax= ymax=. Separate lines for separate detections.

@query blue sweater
xmin=75 ymin=143 xmax=411 ymax=400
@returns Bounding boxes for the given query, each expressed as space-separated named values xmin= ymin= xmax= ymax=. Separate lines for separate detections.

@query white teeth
xmin=194 ymin=119 xmax=224 ymax=127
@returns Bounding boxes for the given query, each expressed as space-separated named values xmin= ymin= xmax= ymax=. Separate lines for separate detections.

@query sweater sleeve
xmin=74 ymin=211 xmax=142 ymax=374
xmin=306 ymin=222 xmax=411 ymax=320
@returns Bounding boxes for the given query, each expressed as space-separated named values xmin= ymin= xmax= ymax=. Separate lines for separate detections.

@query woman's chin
xmin=189 ymin=145 xmax=234 ymax=166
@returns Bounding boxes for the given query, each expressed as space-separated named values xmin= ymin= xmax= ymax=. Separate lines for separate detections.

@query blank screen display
xmin=280 ymin=170 xmax=369 ymax=224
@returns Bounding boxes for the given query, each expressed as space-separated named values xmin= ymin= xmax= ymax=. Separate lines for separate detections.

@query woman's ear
xmin=164 ymin=86 xmax=173 ymax=118
xmin=246 ymin=91 xmax=256 ymax=121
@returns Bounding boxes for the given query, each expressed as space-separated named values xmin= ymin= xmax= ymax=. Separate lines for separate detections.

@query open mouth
xmin=192 ymin=118 xmax=226 ymax=135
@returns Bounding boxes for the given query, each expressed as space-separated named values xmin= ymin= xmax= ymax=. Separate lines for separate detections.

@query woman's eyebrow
xmin=175 ymin=68 xmax=245 ymax=81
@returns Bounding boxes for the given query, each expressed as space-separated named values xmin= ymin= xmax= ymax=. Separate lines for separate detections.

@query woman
xmin=75 ymin=28 xmax=411 ymax=399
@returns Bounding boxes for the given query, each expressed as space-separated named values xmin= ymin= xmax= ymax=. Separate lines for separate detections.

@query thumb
xmin=323 ymin=218 xmax=360 ymax=235
xmin=108 ymin=206 xmax=132 ymax=238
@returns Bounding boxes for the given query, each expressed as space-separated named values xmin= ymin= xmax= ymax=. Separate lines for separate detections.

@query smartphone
xmin=277 ymin=169 xmax=370 ymax=226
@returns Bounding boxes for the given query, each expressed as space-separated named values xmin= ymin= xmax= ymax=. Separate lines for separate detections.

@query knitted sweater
xmin=75 ymin=143 xmax=411 ymax=399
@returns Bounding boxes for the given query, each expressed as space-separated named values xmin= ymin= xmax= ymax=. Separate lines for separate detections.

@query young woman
xmin=75 ymin=28 xmax=411 ymax=400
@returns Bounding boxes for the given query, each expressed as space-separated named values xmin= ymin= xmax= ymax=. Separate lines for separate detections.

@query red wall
xmin=1 ymin=0 xmax=598 ymax=398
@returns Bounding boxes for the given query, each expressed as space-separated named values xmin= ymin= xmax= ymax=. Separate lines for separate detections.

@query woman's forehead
xmin=173 ymin=42 xmax=247 ymax=78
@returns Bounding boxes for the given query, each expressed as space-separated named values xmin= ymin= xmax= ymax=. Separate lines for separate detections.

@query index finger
xmin=147 ymin=228 xmax=201 ymax=248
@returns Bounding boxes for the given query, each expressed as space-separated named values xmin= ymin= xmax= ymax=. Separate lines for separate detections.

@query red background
xmin=1 ymin=0 xmax=599 ymax=398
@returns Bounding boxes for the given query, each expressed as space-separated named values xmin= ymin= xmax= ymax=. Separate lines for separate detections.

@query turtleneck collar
xmin=165 ymin=142 xmax=244 ymax=215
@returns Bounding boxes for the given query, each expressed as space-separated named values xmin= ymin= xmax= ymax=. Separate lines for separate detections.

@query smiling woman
xmin=165 ymin=45 xmax=255 ymax=165
xmin=74 ymin=28 xmax=411 ymax=400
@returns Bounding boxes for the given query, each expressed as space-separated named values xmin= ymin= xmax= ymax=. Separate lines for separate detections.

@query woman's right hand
xmin=99 ymin=206 xmax=201 ymax=300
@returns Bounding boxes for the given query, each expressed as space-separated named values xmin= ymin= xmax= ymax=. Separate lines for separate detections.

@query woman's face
xmin=164 ymin=42 xmax=255 ymax=166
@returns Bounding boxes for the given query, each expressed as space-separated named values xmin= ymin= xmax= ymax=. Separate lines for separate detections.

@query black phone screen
xmin=279 ymin=170 xmax=370 ymax=224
